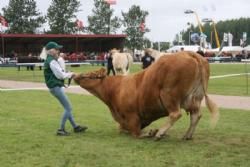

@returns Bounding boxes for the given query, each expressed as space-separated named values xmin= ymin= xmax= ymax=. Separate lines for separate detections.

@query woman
xmin=41 ymin=41 xmax=87 ymax=136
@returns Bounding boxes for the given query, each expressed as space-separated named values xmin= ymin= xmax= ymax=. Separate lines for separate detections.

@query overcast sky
xmin=1 ymin=0 xmax=250 ymax=42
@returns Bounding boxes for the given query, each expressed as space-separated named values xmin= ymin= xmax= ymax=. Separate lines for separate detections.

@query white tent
xmin=167 ymin=45 xmax=203 ymax=52
xmin=243 ymin=45 xmax=250 ymax=52
xmin=206 ymin=46 xmax=243 ymax=54
xmin=221 ymin=46 xmax=243 ymax=53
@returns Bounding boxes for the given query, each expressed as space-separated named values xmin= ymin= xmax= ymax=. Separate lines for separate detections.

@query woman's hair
xmin=39 ymin=47 xmax=47 ymax=60
xmin=40 ymin=47 xmax=57 ymax=60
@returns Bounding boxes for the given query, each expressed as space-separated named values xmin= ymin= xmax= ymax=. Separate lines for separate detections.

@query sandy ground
xmin=1 ymin=79 xmax=250 ymax=111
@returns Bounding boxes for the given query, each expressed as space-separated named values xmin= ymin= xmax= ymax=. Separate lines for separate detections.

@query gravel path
xmin=1 ymin=80 xmax=250 ymax=111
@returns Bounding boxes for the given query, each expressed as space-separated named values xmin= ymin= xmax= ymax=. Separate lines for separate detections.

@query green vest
xmin=44 ymin=55 xmax=64 ymax=88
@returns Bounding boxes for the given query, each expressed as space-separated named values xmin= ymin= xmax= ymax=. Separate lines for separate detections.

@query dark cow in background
xmin=74 ymin=51 xmax=219 ymax=140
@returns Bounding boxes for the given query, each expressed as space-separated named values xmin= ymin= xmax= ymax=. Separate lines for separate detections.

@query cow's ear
xmin=99 ymin=68 xmax=107 ymax=77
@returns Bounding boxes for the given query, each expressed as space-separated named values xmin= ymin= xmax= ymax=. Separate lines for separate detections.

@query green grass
xmin=0 ymin=91 xmax=250 ymax=167
xmin=1 ymin=63 xmax=250 ymax=96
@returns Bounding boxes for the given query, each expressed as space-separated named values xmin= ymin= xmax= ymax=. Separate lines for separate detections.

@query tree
xmin=2 ymin=0 xmax=45 ymax=33
xmin=121 ymin=5 xmax=149 ymax=54
xmin=47 ymin=0 xmax=81 ymax=34
xmin=87 ymin=0 xmax=121 ymax=34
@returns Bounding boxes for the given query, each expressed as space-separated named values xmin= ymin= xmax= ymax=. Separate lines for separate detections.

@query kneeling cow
xmin=74 ymin=51 xmax=219 ymax=140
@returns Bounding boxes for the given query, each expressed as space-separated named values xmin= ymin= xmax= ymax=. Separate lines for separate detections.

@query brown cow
xmin=74 ymin=51 xmax=219 ymax=140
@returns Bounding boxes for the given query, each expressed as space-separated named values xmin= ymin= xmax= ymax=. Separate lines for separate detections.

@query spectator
xmin=197 ymin=47 xmax=205 ymax=57
xmin=141 ymin=52 xmax=155 ymax=69
xmin=106 ymin=52 xmax=115 ymax=75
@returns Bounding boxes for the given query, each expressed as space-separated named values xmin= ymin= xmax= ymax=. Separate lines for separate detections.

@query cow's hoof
xmin=154 ymin=134 xmax=166 ymax=141
xmin=148 ymin=129 xmax=159 ymax=137
xmin=139 ymin=129 xmax=158 ymax=138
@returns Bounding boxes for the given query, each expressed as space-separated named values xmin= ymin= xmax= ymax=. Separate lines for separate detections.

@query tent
xmin=243 ymin=45 xmax=250 ymax=52
xmin=167 ymin=45 xmax=203 ymax=52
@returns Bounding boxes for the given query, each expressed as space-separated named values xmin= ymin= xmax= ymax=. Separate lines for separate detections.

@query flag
xmin=105 ymin=0 xmax=116 ymax=5
xmin=228 ymin=32 xmax=233 ymax=46
xmin=223 ymin=33 xmax=228 ymax=42
xmin=243 ymin=32 xmax=247 ymax=42
xmin=0 ymin=16 xmax=8 ymax=27
xmin=139 ymin=21 xmax=145 ymax=32
xmin=75 ymin=19 xmax=83 ymax=29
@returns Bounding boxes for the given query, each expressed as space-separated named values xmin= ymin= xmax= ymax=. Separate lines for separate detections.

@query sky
xmin=1 ymin=0 xmax=250 ymax=42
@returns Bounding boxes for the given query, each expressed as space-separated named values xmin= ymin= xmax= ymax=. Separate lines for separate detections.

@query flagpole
xmin=105 ymin=0 xmax=116 ymax=34
xmin=0 ymin=25 xmax=4 ymax=59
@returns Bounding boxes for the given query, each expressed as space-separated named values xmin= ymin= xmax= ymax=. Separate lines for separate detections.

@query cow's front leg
xmin=119 ymin=125 xmax=129 ymax=134
xmin=126 ymin=115 xmax=142 ymax=138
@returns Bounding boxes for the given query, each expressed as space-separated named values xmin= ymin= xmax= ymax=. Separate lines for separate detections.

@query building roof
xmin=0 ymin=33 xmax=126 ymax=56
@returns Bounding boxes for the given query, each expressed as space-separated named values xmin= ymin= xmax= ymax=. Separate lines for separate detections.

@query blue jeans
xmin=49 ymin=86 xmax=77 ymax=130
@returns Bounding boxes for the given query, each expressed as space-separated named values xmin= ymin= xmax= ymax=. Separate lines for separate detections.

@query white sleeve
xmin=49 ymin=60 xmax=73 ymax=79
xmin=57 ymin=57 xmax=66 ymax=71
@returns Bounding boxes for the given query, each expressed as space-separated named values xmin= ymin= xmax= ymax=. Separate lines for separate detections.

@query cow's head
xmin=109 ymin=48 xmax=120 ymax=55
xmin=74 ymin=68 xmax=107 ymax=85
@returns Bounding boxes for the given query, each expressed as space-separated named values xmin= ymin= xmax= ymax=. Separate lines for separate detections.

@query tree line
xmin=0 ymin=0 xmax=154 ymax=52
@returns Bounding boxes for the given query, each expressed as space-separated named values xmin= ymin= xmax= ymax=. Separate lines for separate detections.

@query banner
xmin=0 ymin=16 xmax=8 ymax=27
xmin=223 ymin=33 xmax=228 ymax=42
xmin=243 ymin=32 xmax=247 ymax=42
xmin=75 ymin=19 xmax=83 ymax=29
xmin=105 ymin=0 xmax=116 ymax=5
xmin=228 ymin=33 xmax=233 ymax=46
xmin=139 ymin=21 xmax=145 ymax=32
xmin=191 ymin=33 xmax=200 ymax=43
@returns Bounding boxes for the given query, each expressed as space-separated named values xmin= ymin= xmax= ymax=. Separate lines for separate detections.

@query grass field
xmin=1 ymin=63 xmax=250 ymax=96
xmin=0 ymin=91 xmax=249 ymax=167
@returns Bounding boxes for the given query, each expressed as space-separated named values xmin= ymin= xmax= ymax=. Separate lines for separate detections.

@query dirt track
xmin=1 ymin=80 xmax=250 ymax=111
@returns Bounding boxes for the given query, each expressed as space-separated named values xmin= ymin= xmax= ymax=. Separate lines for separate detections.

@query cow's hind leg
xmin=155 ymin=92 xmax=182 ymax=140
xmin=182 ymin=101 xmax=202 ymax=140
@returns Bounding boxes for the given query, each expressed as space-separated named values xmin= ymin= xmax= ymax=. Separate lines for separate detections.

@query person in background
xmin=197 ymin=47 xmax=205 ymax=57
xmin=41 ymin=41 xmax=87 ymax=136
xmin=106 ymin=52 xmax=115 ymax=75
xmin=141 ymin=52 xmax=155 ymax=69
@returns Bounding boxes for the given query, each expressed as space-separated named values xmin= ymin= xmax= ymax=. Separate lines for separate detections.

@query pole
xmin=245 ymin=61 xmax=248 ymax=94
xmin=107 ymin=5 xmax=111 ymax=34
xmin=1 ymin=34 xmax=4 ymax=58
xmin=210 ymin=31 xmax=213 ymax=48
xmin=194 ymin=12 xmax=203 ymax=33
xmin=212 ymin=21 xmax=220 ymax=48
xmin=189 ymin=31 xmax=192 ymax=45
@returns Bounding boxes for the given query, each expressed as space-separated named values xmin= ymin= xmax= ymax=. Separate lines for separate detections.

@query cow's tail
xmin=190 ymin=51 xmax=219 ymax=128
xmin=199 ymin=55 xmax=219 ymax=128
xmin=204 ymin=94 xmax=219 ymax=128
